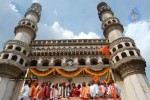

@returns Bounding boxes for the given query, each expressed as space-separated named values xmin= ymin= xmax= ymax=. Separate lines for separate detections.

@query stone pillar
xmin=123 ymin=74 xmax=150 ymax=100
xmin=37 ymin=58 xmax=42 ymax=66
xmin=97 ymin=2 xmax=150 ymax=100
xmin=0 ymin=75 xmax=18 ymax=100
xmin=50 ymin=58 xmax=54 ymax=66
xmin=0 ymin=3 xmax=42 ymax=100
xmin=61 ymin=58 xmax=66 ymax=66
xmin=86 ymin=56 xmax=91 ymax=65
xmin=74 ymin=57 xmax=78 ymax=66
xmin=98 ymin=57 xmax=102 ymax=64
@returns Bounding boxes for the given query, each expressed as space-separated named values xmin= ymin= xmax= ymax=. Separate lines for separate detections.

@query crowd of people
xmin=20 ymin=77 xmax=121 ymax=100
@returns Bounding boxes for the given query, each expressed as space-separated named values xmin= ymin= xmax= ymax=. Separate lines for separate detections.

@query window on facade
xmin=112 ymin=48 xmax=116 ymax=52
xmin=19 ymin=58 xmax=24 ymax=65
xmin=78 ymin=59 xmax=86 ymax=65
xmin=108 ymin=21 xmax=111 ymax=24
xmin=22 ymin=21 xmax=25 ymax=24
xmin=115 ymin=56 xmax=119 ymax=62
xmin=3 ymin=54 xmax=9 ymax=59
xmin=118 ymin=44 xmax=123 ymax=49
xmin=12 ymin=55 xmax=17 ymax=61
xmin=91 ymin=58 xmax=98 ymax=65
xmin=113 ymin=19 xmax=116 ymax=22
xmin=54 ymin=59 xmax=61 ymax=66
xmin=27 ymin=22 xmax=31 ymax=26
xmin=30 ymin=60 xmax=37 ymax=66
xmin=129 ymin=51 xmax=134 ymax=56
xmin=125 ymin=43 xmax=130 ymax=47
xmin=32 ymin=25 xmax=35 ymax=29
xmin=42 ymin=60 xmax=49 ymax=66
xmin=15 ymin=47 xmax=21 ymax=51
xmin=102 ymin=58 xmax=109 ymax=64
xmin=121 ymin=52 xmax=127 ymax=58
xmin=132 ymin=43 xmax=135 ymax=47
xmin=23 ymin=50 xmax=27 ymax=55
xmin=7 ymin=45 xmax=13 ymax=49
xmin=137 ymin=52 xmax=140 ymax=56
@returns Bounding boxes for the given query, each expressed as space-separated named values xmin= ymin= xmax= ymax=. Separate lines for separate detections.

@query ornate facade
xmin=29 ymin=39 xmax=109 ymax=68
xmin=0 ymin=2 xmax=150 ymax=100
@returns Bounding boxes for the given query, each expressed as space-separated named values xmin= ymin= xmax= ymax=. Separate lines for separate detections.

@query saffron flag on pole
xmin=98 ymin=45 xmax=110 ymax=59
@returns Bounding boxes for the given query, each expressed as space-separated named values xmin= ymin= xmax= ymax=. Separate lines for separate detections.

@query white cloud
xmin=32 ymin=0 xmax=40 ymax=3
xmin=74 ymin=32 xmax=100 ymax=39
xmin=124 ymin=20 xmax=150 ymax=79
xmin=36 ymin=21 xmax=100 ymax=40
xmin=0 ymin=0 xmax=21 ymax=49
xmin=9 ymin=3 xmax=18 ymax=12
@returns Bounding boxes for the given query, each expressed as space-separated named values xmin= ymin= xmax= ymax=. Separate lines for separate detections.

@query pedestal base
xmin=0 ymin=75 xmax=23 ymax=100
xmin=123 ymin=74 xmax=150 ymax=100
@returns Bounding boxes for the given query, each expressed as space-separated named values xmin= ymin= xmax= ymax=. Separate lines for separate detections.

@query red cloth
xmin=98 ymin=45 xmax=110 ymax=58
xmin=43 ymin=86 xmax=51 ymax=98
xmin=71 ymin=87 xmax=79 ymax=97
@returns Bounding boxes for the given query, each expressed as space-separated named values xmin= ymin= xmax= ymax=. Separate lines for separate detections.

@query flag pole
xmin=22 ymin=68 xmax=29 ymax=86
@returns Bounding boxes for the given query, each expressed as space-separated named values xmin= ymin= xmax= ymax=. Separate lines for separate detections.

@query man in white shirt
xmin=21 ymin=80 xmax=31 ymax=100
xmin=90 ymin=76 xmax=100 ymax=99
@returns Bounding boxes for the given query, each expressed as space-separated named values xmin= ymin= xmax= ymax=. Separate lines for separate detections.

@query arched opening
xmin=27 ymin=22 xmax=31 ymax=26
xmin=112 ymin=19 xmax=116 ymax=22
xmin=125 ymin=43 xmax=130 ymax=47
xmin=32 ymin=25 xmax=35 ymax=29
xmin=91 ymin=58 xmax=98 ymax=65
xmin=19 ymin=58 xmax=24 ymax=65
xmin=108 ymin=21 xmax=111 ymax=24
xmin=115 ymin=56 xmax=119 ymax=62
xmin=3 ymin=54 xmax=9 ymax=59
xmin=112 ymin=48 xmax=116 ymax=52
xmin=7 ymin=45 xmax=13 ymax=49
xmin=41 ymin=52 xmax=44 ymax=56
xmin=92 ymin=51 xmax=95 ymax=55
xmin=54 ymin=59 xmax=61 ymax=66
xmin=22 ymin=21 xmax=25 ymax=24
xmin=30 ymin=60 xmax=37 ymax=66
xmin=102 ymin=58 xmax=109 ymax=64
xmin=121 ymin=52 xmax=127 ymax=58
xmin=42 ymin=60 xmax=49 ymax=66
xmin=78 ymin=59 xmax=86 ymax=65
xmin=132 ymin=43 xmax=135 ymax=47
xmin=23 ymin=50 xmax=27 ymax=55
xmin=118 ymin=44 xmax=123 ymax=49
xmin=15 ymin=47 xmax=21 ymax=51
xmin=137 ymin=52 xmax=140 ymax=56
xmin=129 ymin=51 xmax=134 ymax=56
xmin=12 ymin=55 xmax=17 ymax=61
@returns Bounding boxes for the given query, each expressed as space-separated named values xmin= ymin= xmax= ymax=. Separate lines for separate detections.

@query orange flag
xmin=92 ymin=76 xmax=99 ymax=82
xmin=98 ymin=45 xmax=110 ymax=58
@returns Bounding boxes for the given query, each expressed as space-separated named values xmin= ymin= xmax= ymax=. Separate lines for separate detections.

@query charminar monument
xmin=0 ymin=2 xmax=150 ymax=100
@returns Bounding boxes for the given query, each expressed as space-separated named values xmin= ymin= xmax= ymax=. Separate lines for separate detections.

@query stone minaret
xmin=0 ymin=3 xmax=41 ymax=100
xmin=97 ymin=2 xmax=150 ymax=100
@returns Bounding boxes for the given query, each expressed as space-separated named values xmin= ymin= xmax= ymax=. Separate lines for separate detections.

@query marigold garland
xmin=29 ymin=68 xmax=54 ymax=77
xmin=30 ymin=67 xmax=110 ymax=78
xmin=84 ymin=68 xmax=109 ymax=76
xmin=55 ymin=68 xmax=83 ymax=78
xmin=104 ymin=69 xmax=111 ymax=84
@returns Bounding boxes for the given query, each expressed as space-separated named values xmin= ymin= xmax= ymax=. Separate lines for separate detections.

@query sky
xmin=0 ymin=0 xmax=150 ymax=80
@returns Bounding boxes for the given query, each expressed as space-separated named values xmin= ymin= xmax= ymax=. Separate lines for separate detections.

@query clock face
xmin=67 ymin=60 xmax=73 ymax=66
